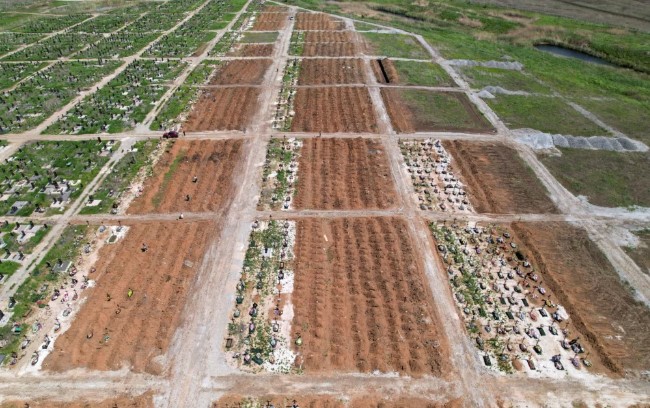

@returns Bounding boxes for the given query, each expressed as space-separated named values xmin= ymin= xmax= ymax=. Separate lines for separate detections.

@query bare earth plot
xmin=291 ymin=87 xmax=378 ymax=133
xmin=295 ymin=12 xmax=347 ymax=30
xmin=214 ymin=395 xmax=463 ymax=407
xmin=252 ymin=12 xmax=288 ymax=31
xmin=1 ymin=393 xmax=153 ymax=408
xmin=184 ymin=87 xmax=261 ymax=131
xmin=227 ymin=43 xmax=275 ymax=56
xmin=444 ymin=140 xmax=559 ymax=214
xmin=511 ymin=222 xmax=650 ymax=374
xmin=128 ymin=140 xmax=243 ymax=214
xmin=298 ymin=58 xmax=367 ymax=85
xmin=208 ymin=59 xmax=272 ymax=85
xmin=44 ymin=221 xmax=215 ymax=374
xmin=292 ymin=217 xmax=450 ymax=377
xmin=295 ymin=138 xmax=397 ymax=210
xmin=382 ymin=89 xmax=494 ymax=133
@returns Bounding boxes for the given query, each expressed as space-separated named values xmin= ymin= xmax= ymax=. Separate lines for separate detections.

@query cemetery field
xmin=294 ymin=138 xmax=398 ymax=210
xmin=295 ymin=12 xmax=347 ymax=30
xmin=442 ymin=141 xmax=558 ymax=214
xmin=292 ymin=217 xmax=450 ymax=376
xmin=510 ymin=222 xmax=650 ymax=374
xmin=43 ymin=221 xmax=216 ymax=374
xmin=127 ymin=139 xmax=244 ymax=215
xmin=252 ymin=12 xmax=289 ymax=31
xmin=291 ymin=87 xmax=378 ymax=132
xmin=0 ymin=140 xmax=115 ymax=216
xmin=227 ymin=43 xmax=275 ymax=56
xmin=213 ymin=396 xmax=463 ymax=407
xmin=1 ymin=393 xmax=154 ymax=408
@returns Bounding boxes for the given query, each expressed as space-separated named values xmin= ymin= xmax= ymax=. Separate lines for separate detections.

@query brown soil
xmin=443 ymin=141 xmax=559 ymax=214
xmin=291 ymin=87 xmax=378 ymax=133
xmin=252 ymin=12 xmax=288 ymax=30
xmin=214 ymin=396 xmax=462 ymax=408
xmin=227 ymin=43 xmax=274 ymax=57
xmin=128 ymin=140 xmax=243 ymax=214
xmin=372 ymin=58 xmax=400 ymax=84
xmin=208 ymin=59 xmax=271 ymax=85
xmin=510 ymin=222 xmax=650 ymax=374
xmin=184 ymin=87 xmax=261 ymax=131
xmin=261 ymin=5 xmax=288 ymax=12
xmin=298 ymin=58 xmax=367 ymax=85
xmin=44 ymin=221 xmax=215 ymax=374
xmin=302 ymin=43 xmax=356 ymax=57
xmin=1 ymin=394 xmax=153 ymax=408
xmin=292 ymin=217 xmax=450 ymax=377
xmin=625 ymin=230 xmax=650 ymax=276
xmin=295 ymin=12 xmax=347 ymax=30
xmin=295 ymin=138 xmax=397 ymax=209
xmin=381 ymin=89 xmax=494 ymax=133
xmin=304 ymin=31 xmax=357 ymax=43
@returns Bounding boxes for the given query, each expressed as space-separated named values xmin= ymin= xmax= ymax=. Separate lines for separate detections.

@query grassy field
xmin=240 ymin=31 xmax=279 ymax=43
xmin=572 ymin=96 xmax=650 ymax=145
xmin=624 ymin=229 xmax=650 ymax=276
xmin=488 ymin=94 xmax=606 ymax=135
xmin=459 ymin=66 xmax=552 ymax=94
xmin=390 ymin=60 xmax=455 ymax=86
xmin=362 ymin=32 xmax=430 ymax=59
xmin=399 ymin=89 xmax=489 ymax=129
xmin=540 ymin=149 xmax=650 ymax=207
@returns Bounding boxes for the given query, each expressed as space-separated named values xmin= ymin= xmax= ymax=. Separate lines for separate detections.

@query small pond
xmin=535 ymin=44 xmax=615 ymax=67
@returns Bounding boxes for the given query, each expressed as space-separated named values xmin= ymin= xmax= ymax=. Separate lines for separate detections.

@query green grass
xmin=391 ymin=89 xmax=491 ymax=131
xmin=362 ymin=32 xmax=430 ymax=59
xmin=0 ymin=261 xmax=20 ymax=277
xmin=0 ymin=221 xmax=49 ymax=254
xmin=80 ymin=139 xmax=159 ymax=214
xmin=571 ymin=96 xmax=650 ymax=145
xmin=488 ymin=94 xmax=605 ymax=135
xmin=388 ymin=60 xmax=455 ymax=86
xmin=240 ymin=31 xmax=279 ymax=43
xmin=354 ymin=21 xmax=379 ymax=31
xmin=540 ymin=149 xmax=650 ymax=207
xmin=624 ymin=229 xmax=650 ymax=276
xmin=0 ymin=62 xmax=46 ymax=90
xmin=460 ymin=66 xmax=552 ymax=94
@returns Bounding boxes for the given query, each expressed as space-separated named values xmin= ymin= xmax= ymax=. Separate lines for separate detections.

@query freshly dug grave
xmin=128 ymin=139 xmax=243 ymax=214
xmin=302 ymin=43 xmax=356 ymax=57
xmin=443 ymin=140 xmax=558 ymax=214
xmin=184 ymin=87 xmax=261 ymax=131
xmin=381 ymin=89 xmax=494 ymax=133
xmin=372 ymin=58 xmax=399 ymax=84
xmin=298 ymin=58 xmax=366 ymax=85
xmin=44 ymin=221 xmax=215 ymax=374
xmin=252 ymin=12 xmax=288 ymax=30
xmin=227 ymin=43 xmax=274 ymax=57
xmin=208 ymin=59 xmax=272 ymax=85
xmin=1 ymin=394 xmax=153 ymax=408
xmin=295 ymin=138 xmax=397 ymax=210
xmin=291 ymin=87 xmax=378 ymax=133
xmin=511 ymin=222 xmax=650 ymax=374
xmin=295 ymin=12 xmax=346 ymax=30
xmin=214 ymin=396 xmax=462 ymax=408
xmin=292 ymin=217 xmax=450 ymax=376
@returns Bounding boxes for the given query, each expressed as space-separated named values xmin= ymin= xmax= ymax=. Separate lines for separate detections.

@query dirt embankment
xmin=292 ymin=217 xmax=450 ymax=377
xmin=208 ymin=59 xmax=272 ymax=85
xmin=511 ymin=222 xmax=650 ymax=374
xmin=298 ymin=58 xmax=367 ymax=85
xmin=295 ymin=12 xmax=347 ymax=30
xmin=128 ymin=139 xmax=243 ymax=214
xmin=372 ymin=58 xmax=400 ymax=84
xmin=184 ymin=87 xmax=261 ymax=131
xmin=443 ymin=140 xmax=559 ymax=214
xmin=44 ymin=221 xmax=215 ymax=374
xmin=295 ymin=138 xmax=397 ymax=210
xmin=291 ymin=87 xmax=378 ymax=133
